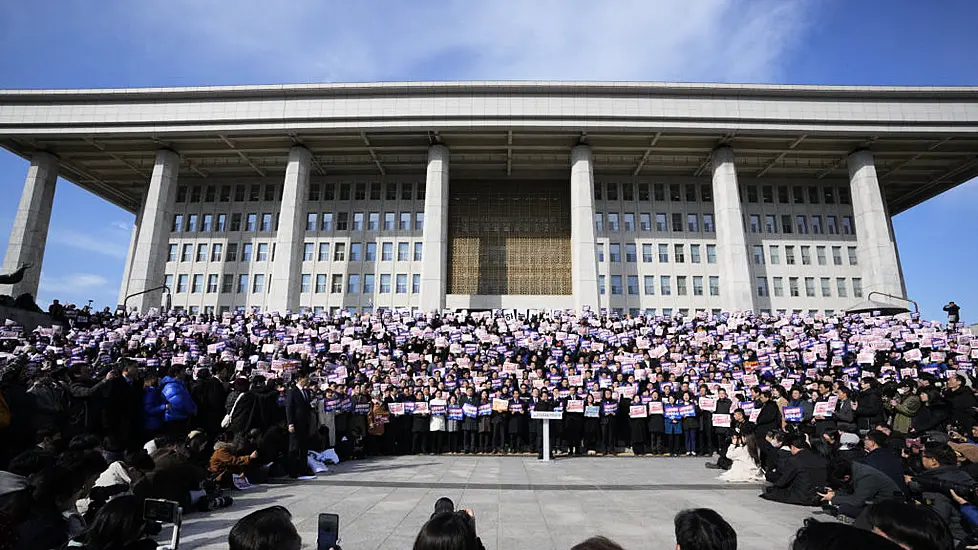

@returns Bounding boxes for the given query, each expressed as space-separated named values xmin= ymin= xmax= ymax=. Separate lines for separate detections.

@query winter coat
xmin=831 ymin=461 xmax=903 ymax=513
xmin=910 ymin=465 xmax=975 ymax=542
xmin=754 ymin=401 xmax=781 ymax=439
xmin=858 ymin=448 xmax=907 ymax=494
xmin=160 ymin=376 xmax=197 ymax=421
xmin=208 ymin=442 xmax=252 ymax=483
xmin=888 ymin=394 xmax=920 ymax=434
xmin=191 ymin=377 xmax=227 ymax=429
xmin=459 ymin=396 xmax=479 ymax=431
xmin=761 ymin=449 xmax=827 ymax=506
xmin=945 ymin=387 xmax=978 ymax=430
xmin=854 ymin=388 xmax=885 ymax=430
xmin=142 ymin=385 xmax=167 ymax=432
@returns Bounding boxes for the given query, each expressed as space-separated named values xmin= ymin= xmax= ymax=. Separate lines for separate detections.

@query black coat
xmin=855 ymin=388 xmax=885 ymax=430
xmin=812 ymin=395 xmax=837 ymax=437
xmin=762 ymin=449 xmax=827 ymax=506
xmin=945 ymin=387 xmax=977 ymax=430
xmin=754 ymin=401 xmax=781 ymax=439
xmin=285 ymin=385 xmax=312 ymax=432
xmin=858 ymin=448 xmax=907 ymax=494
xmin=713 ymin=398 xmax=732 ymax=435
xmin=832 ymin=461 xmax=903 ymax=512
xmin=191 ymin=377 xmax=228 ymax=430
xmin=459 ymin=395 xmax=479 ymax=431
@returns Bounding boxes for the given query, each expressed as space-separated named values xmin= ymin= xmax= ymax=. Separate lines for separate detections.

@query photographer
xmin=66 ymin=495 xmax=158 ymax=550
xmin=906 ymin=444 xmax=975 ymax=543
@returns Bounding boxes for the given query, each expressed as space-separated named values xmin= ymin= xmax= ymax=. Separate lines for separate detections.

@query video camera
xmin=144 ymin=499 xmax=182 ymax=550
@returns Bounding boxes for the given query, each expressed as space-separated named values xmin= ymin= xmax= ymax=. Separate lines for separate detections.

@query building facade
xmin=0 ymin=82 xmax=976 ymax=315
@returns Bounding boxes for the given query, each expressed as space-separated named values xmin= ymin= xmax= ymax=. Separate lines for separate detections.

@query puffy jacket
xmin=142 ymin=385 xmax=167 ymax=432
xmin=160 ymin=376 xmax=197 ymax=421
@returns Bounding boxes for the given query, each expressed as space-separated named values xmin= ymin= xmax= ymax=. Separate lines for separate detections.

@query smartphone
xmin=144 ymin=499 xmax=179 ymax=524
xmin=318 ymin=513 xmax=339 ymax=550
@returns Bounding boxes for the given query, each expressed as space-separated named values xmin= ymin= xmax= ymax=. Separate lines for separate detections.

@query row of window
xmin=171 ymin=211 xmax=424 ymax=234
xmin=175 ymin=182 xmax=426 ymax=204
xmin=747 ymin=214 xmax=854 ymax=236
xmin=752 ymin=245 xmax=857 ymax=267
xmin=163 ymin=273 xmax=421 ymax=295
xmin=593 ymin=182 xmax=851 ymax=206
xmin=598 ymin=275 xmax=720 ymax=297
xmin=595 ymin=212 xmax=716 ymax=233
xmin=167 ymin=241 xmax=424 ymax=264
xmin=597 ymin=243 xmax=717 ymax=264
xmin=756 ymin=277 xmax=863 ymax=299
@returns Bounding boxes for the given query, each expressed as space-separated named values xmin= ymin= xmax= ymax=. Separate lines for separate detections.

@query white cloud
xmin=129 ymin=0 xmax=815 ymax=83
xmin=49 ymin=229 xmax=128 ymax=259
xmin=110 ymin=220 xmax=131 ymax=232
xmin=39 ymin=272 xmax=110 ymax=293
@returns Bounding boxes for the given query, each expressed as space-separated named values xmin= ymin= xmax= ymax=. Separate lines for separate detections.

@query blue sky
xmin=0 ymin=0 xmax=976 ymax=321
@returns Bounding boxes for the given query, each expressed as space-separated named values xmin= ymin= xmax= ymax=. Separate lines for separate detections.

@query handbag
xmin=221 ymin=392 xmax=244 ymax=429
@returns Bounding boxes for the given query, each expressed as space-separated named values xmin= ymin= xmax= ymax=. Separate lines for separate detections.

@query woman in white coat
xmin=429 ymin=395 xmax=447 ymax=454
xmin=718 ymin=431 xmax=764 ymax=483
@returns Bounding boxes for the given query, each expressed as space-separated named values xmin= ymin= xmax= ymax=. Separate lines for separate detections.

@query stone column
xmin=0 ymin=152 xmax=58 ymax=300
xmin=127 ymin=149 xmax=179 ymax=312
xmin=710 ymin=146 xmax=755 ymax=312
xmin=116 ymin=191 xmax=146 ymax=307
xmin=570 ymin=145 xmax=600 ymax=312
xmin=419 ymin=145 xmax=449 ymax=312
xmin=269 ymin=146 xmax=311 ymax=313
xmin=847 ymin=149 xmax=905 ymax=297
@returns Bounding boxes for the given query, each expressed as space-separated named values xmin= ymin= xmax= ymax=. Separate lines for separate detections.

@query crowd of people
xmin=0 ymin=299 xmax=976 ymax=549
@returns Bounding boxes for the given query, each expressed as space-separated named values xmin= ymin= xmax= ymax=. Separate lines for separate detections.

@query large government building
xmin=1 ymin=82 xmax=977 ymax=316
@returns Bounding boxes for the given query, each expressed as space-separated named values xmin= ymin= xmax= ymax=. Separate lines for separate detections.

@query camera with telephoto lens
xmin=912 ymin=476 xmax=978 ymax=500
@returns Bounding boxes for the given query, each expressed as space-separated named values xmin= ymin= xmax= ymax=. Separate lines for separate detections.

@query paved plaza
xmin=181 ymin=454 xmax=822 ymax=549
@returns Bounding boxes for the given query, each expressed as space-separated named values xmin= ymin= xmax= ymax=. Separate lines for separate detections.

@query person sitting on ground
xmin=864 ymin=499 xmax=954 ymax=550
xmin=760 ymin=434 xmax=827 ymax=506
xmin=718 ymin=431 xmax=763 ymax=483
xmin=414 ymin=509 xmax=486 ymax=550
xmin=674 ymin=508 xmax=737 ymax=550
xmin=818 ymin=459 xmax=903 ymax=521
xmin=228 ymin=505 xmax=302 ymax=550
xmin=209 ymin=433 xmax=259 ymax=488
xmin=66 ymin=494 xmax=158 ymax=550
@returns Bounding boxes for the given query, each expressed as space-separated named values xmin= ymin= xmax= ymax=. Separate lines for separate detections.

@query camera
xmin=912 ymin=476 xmax=978 ymax=500
xmin=143 ymin=499 xmax=182 ymax=550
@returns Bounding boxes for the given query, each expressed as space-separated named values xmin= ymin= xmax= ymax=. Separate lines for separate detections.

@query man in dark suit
xmin=760 ymin=434 xmax=827 ymax=506
xmin=858 ymin=430 xmax=908 ymax=494
xmin=286 ymin=372 xmax=314 ymax=479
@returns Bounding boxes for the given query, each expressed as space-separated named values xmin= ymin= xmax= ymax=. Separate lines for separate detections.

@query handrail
xmin=868 ymin=291 xmax=919 ymax=314
xmin=123 ymin=285 xmax=171 ymax=312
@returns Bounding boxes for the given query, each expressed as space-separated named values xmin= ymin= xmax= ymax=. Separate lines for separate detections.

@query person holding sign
xmin=563 ymin=391 xmax=585 ymax=456
xmin=812 ymin=381 xmax=838 ymax=437
xmin=446 ymin=395 xmax=462 ymax=454
xmin=411 ymin=390 xmax=430 ymax=455
xmin=664 ymin=394 xmax=684 ymax=456
xmin=583 ymin=394 xmax=601 ymax=453
xmin=507 ymin=391 xmax=526 ymax=453
xmin=459 ymin=387 xmax=479 ymax=454
xmin=600 ymin=389 xmax=618 ymax=455
xmin=628 ymin=397 xmax=648 ymax=455
xmin=697 ymin=385 xmax=716 ymax=457
xmin=647 ymin=390 xmax=666 ymax=455
xmin=680 ymin=391 xmax=699 ymax=456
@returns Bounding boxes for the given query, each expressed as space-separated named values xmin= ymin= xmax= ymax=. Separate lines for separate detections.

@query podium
xmin=530 ymin=410 xmax=564 ymax=462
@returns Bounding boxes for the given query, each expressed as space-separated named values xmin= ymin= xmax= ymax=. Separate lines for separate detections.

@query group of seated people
xmin=0 ymin=299 xmax=976 ymax=548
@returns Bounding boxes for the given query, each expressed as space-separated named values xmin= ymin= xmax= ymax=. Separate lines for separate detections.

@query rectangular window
xmin=264 ymin=184 xmax=276 ymax=202
xmin=399 ymin=212 xmax=411 ymax=231
xmin=703 ymin=214 xmax=715 ymax=233
xmin=701 ymin=185 xmax=713 ymax=202
xmin=808 ymin=186 xmax=820 ymax=204
xmin=674 ymin=244 xmax=685 ymax=263
xmin=765 ymin=215 xmax=777 ymax=234
xmin=685 ymin=184 xmax=697 ymax=202
xmin=643 ymin=276 xmax=655 ymax=295
xmin=309 ymin=184 xmax=320 ymax=202
xmin=369 ymin=183 xmax=381 ymax=201
xmin=805 ymin=277 xmax=816 ymax=297
xmin=610 ymin=275 xmax=623 ymax=295
xmin=769 ymin=246 xmax=780 ymax=265
xmin=180 ymin=244 xmax=192 ymax=262
xmin=401 ymin=183 xmax=413 ymax=201
xmin=256 ymin=242 xmax=268 ymax=262
xmin=397 ymin=242 xmax=409 ymax=261
xmin=689 ymin=244 xmax=701 ymax=264
xmin=191 ymin=274 xmax=203 ymax=293
xmin=196 ymin=244 xmax=207 ymax=262
xmin=640 ymin=213 xmax=652 ymax=232
xmin=820 ymin=277 xmax=831 ymax=297
xmin=832 ymin=246 xmax=842 ymax=266
xmin=655 ymin=213 xmax=667 ymax=232
xmin=623 ymin=213 xmax=635 ymax=232
xmin=352 ymin=212 xmax=364 ymax=232
xmin=172 ymin=214 xmax=183 ymax=233
xmin=842 ymin=216 xmax=854 ymax=236
xmin=215 ymin=214 xmax=226 ymax=233
xmin=234 ymin=185 xmax=246 ymax=202
xmin=638 ymin=183 xmax=650 ymax=201
xmin=653 ymin=184 xmax=665 ymax=201
xmin=173 ymin=274 xmax=187 ymax=293
xmin=415 ymin=213 xmax=424 ymax=231
xmin=852 ymin=278 xmax=863 ymax=298
xmin=824 ymin=187 xmax=836 ymax=204
xmin=339 ymin=183 xmax=351 ymax=201
xmin=785 ymin=246 xmax=796 ymax=265
xmin=355 ymin=183 xmax=366 ymax=201
xmin=303 ymin=243 xmax=314 ymax=261
xmin=773 ymin=277 xmax=784 ymax=297
xmin=167 ymin=244 xmax=178 ymax=262
xmin=746 ymin=186 xmax=759 ymax=203
xmin=762 ymin=185 xmax=774 ymax=203
xmin=609 ymin=243 xmax=621 ymax=263
xmin=594 ymin=213 xmax=604 ymax=232
xmin=693 ymin=276 xmax=704 ymax=296
xmin=299 ymin=274 xmax=311 ymax=293
xmin=641 ymin=243 xmax=653 ymax=263
xmin=384 ymin=212 xmax=395 ymax=231
xmin=202 ymin=214 xmax=213 ymax=232
xmin=246 ymin=213 xmax=257 ymax=232
xmin=252 ymin=274 xmax=265 ymax=293
xmin=363 ymin=274 xmax=375 ymax=294
xmin=709 ymin=276 xmax=719 ymax=296
xmin=753 ymin=245 xmax=765 ymax=265
xmin=801 ymin=246 xmax=811 ymax=265
xmin=228 ymin=214 xmax=240 ymax=232
xmin=349 ymin=243 xmax=362 ymax=262
xmin=366 ymin=242 xmax=378 ymax=261
xmin=661 ymin=275 xmax=672 ymax=295
xmin=796 ymin=215 xmax=808 ymax=234
xmin=331 ymin=274 xmax=343 ymax=293
xmin=385 ymin=183 xmax=397 ymax=201
xmin=396 ymin=274 xmax=408 ymax=294
xmin=318 ymin=243 xmax=329 ymax=262
xmin=669 ymin=184 xmax=682 ymax=202
xmin=221 ymin=275 xmax=233 ymax=294
xmin=322 ymin=183 xmax=335 ymax=201
xmin=839 ymin=187 xmax=851 ymax=205
xmin=596 ymin=243 xmax=604 ymax=263
xmin=608 ymin=213 xmax=620 ymax=232
xmin=811 ymin=215 xmax=823 ymax=234
xmin=594 ymin=183 xmax=603 ymax=200
xmin=599 ymin=275 xmax=606 ymax=295
xmin=671 ymin=213 xmax=683 ymax=232
xmin=242 ymin=243 xmax=252 ymax=262
xmin=623 ymin=184 xmax=635 ymax=202
xmin=781 ymin=215 xmax=793 ymax=234
xmin=237 ymin=274 xmax=248 ymax=294
xmin=847 ymin=246 xmax=858 ymax=265
xmin=749 ymin=215 xmax=760 ymax=233
xmin=226 ymin=243 xmax=238 ymax=262
xmin=777 ymin=186 xmax=789 ymax=204
xmin=706 ymin=244 xmax=717 ymax=264
xmin=837 ymin=278 xmax=848 ymax=298
xmin=412 ymin=274 xmax=421 ymax=293
xmin=316 ymin=274 xmax=327 ymax=293
xmin=335 ymin=212 xmax=348 ymax=231
xmin=368 ymin=212 xmax=380 ymax=231
xmin=658 ymin=244 xmax=669 ymax=263
xmin=321 ymin=213 xmax=333 ymax=232
xmin=260 ymin=213 xmax=272 ymax=232
xmin=624 ymin=243 xmax=636 ymax=263
xmin=826 ymin=216 xmax=838 ymax=235
xmin=347 ymin=274 xmax=360 ymax=294
xmin=757 ymin=277 xmax=768 ymax=297
xmin=793 ymin=186 xmax=805 ymax=204
xmin=789 ymin=277 xmax=800 ymax=297
xmin=382 ymin=242 xmax=393 ymax=261
xmin=187 ymin=214 xmax=198 ymax=232
xmin=687 ymin=214 xmax=699 ymax=232
xmin=627 ymin=275 xmax=639 ymax=295
xmin=676 ymin=276 xmax=687 ymax=296
xmin=334 ymin=242 xmax=346 ymax=261
xmin=816 ymin=246 xmax=826 ymax=265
